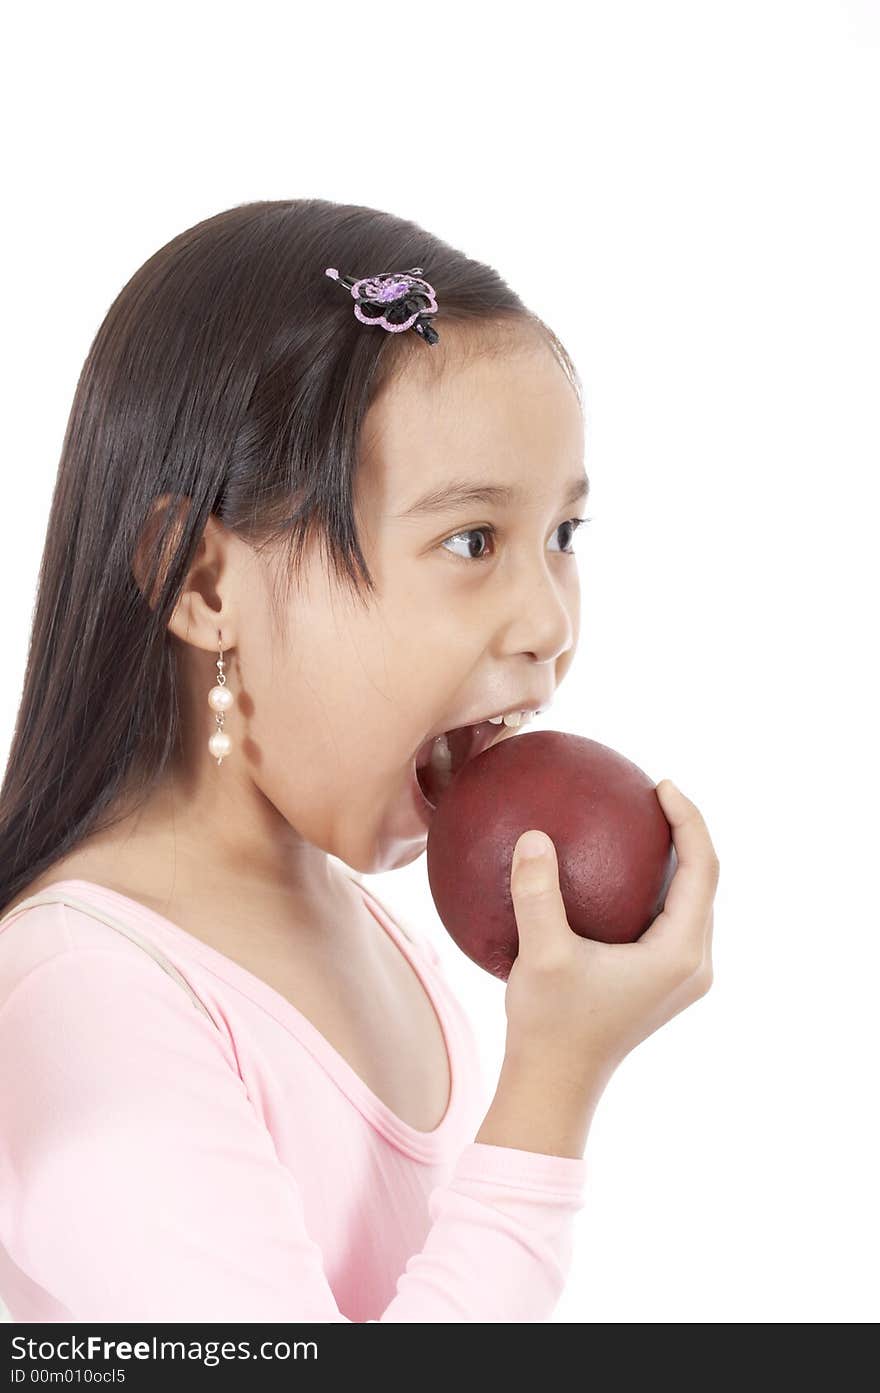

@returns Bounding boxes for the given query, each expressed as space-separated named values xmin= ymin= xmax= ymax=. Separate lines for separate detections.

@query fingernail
xmin=517 ymin=830 xmax=550 ymax=859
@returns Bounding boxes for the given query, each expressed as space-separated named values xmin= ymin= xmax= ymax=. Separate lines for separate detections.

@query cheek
xmin=255 ymin=631 xmax=420 ymax=785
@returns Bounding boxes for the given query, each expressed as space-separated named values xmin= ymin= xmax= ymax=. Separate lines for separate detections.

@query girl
xmin=0 ymin=199 xmax=718 ymax=1322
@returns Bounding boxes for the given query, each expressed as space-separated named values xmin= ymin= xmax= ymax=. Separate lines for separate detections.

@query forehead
xmin=358 ymin=325 xmax=584 ymax=509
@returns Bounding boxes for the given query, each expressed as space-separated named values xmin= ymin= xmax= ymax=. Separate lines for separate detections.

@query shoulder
xmin=0 ymin=892 xmax=150 ymax=984
xmin=0 ymin=896 xmax=73 ymax=1002
xmin=0 ymin=895 xmax=227 ymax=1051
xmin=0 ymin=874 xmax=147 ymax=966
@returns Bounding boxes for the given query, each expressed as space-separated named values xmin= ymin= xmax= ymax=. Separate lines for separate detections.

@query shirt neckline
xmin=20 ymin=874 xmax=466 ymax=1165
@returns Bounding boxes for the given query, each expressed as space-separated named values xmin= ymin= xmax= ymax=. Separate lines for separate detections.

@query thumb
xmin=510 ymin=829 xmax=569 ymax=961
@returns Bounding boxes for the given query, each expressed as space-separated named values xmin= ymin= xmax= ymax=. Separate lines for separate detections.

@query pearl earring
xmin=207 ymin=628 xmax=234 ymax=765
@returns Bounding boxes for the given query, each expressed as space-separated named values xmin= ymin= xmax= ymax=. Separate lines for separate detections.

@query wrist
xmin=475 ymin=1048 xmax=609 ymax=1160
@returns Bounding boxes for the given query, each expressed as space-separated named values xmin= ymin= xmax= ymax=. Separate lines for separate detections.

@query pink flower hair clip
xmin=324 ymin=265 xmax=440 ymax=345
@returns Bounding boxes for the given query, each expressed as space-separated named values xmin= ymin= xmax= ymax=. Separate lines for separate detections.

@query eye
xmin=439 ymin=517 xmax=592 ymax=563
xmin=549 ymin=516 xmax=592 ymax=554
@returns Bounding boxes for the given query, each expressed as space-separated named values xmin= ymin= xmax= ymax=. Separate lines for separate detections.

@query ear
xmin=132 ymin=494 xmax=236 ymax=652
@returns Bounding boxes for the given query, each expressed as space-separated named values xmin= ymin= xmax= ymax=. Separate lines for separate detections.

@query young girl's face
xmin=217 ymin=329 xmax=586 ymax=878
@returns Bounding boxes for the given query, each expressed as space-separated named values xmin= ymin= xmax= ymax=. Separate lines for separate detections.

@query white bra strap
xmin=0 ymin=890 xmax=217 ymax=1026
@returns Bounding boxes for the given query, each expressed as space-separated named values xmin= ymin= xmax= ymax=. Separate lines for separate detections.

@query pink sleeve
xmin=0 ymin=937 xmax=587 ymax=1323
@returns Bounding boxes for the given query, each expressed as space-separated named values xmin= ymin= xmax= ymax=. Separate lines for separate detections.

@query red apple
xmin=425 ymin=730 xmax=675 ymax=980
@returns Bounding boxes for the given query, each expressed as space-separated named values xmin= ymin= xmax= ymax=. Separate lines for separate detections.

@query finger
xmin=509 ymin=830 xmax=572 ymax=964
xmin=640 ymin=781 xmax=720 ymax=957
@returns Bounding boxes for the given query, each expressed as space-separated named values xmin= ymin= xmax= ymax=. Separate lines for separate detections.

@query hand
xmin=503 ymin=780 xmax=719 ymax=1087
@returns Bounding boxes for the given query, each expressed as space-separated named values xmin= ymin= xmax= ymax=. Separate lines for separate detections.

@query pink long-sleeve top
xmin=0 ymin=875 xmax=587 ymax=1323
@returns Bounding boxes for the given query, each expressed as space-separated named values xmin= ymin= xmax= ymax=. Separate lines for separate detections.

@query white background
xmin=2 ymin=0 xmax=878 ymax=1323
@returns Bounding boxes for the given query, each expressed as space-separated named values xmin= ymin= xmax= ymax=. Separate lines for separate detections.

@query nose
xmin=501 ymin=555 xmax=578 ymax=665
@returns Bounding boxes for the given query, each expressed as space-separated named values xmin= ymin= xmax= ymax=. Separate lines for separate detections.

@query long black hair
xmin=0 ymin=198 xmax=581 ymax=913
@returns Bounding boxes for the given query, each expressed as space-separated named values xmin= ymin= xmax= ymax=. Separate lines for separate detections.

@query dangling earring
xmin=208 ymin=628 xmax=234 ymax=766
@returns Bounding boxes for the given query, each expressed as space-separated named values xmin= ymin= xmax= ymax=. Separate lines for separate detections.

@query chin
xmin=334 ymin=768 xmax=431 ymax=877
xmin=388 ymin=841 xmax=427 ymax=872
xmin=348 ymin=839 xmax=427 ymax=877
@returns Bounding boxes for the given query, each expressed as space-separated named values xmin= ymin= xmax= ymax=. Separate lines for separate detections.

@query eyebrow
xmin=395 ymin=472 xmax=590 ymax=519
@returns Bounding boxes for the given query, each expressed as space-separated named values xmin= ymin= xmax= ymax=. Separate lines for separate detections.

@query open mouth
xmin=413 ymin=722 xmax=508 ymax=810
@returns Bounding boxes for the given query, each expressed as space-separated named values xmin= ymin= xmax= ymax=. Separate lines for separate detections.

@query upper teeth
xmin=423 ymin=709 xmax=541 ymax=783
xmin=488 ymin=709 xmax=537 ymax=728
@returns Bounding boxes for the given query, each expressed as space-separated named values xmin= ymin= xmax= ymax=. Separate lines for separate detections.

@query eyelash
xmin=439 ymin=516 xmax=592 ymax=564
